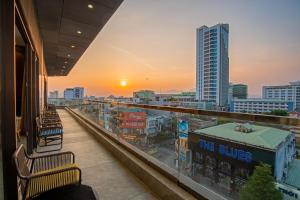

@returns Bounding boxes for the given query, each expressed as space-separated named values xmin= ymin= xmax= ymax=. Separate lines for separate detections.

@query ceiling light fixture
xmin=64 ymin=61 xmax=68 ymax=64
xmin=88 ymin=4 xmax=94 ymax=9
xmin=71 ymin=45 xmax=75 ymax=48
xmin=76 ymin=30 xmax=82 ymax=34
xmin=67 ymin=54 xmax=71 ymax=58
xmin=62 ymin=66 xmax=66 ymax=69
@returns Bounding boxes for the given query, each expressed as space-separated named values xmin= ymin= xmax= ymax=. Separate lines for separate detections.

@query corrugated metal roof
xmin=194 ymin=123 xmax=291 ymax=150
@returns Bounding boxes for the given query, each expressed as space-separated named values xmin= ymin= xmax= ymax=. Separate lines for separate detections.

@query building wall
xmin=263 ymin=82 xmax=300 ymax=111
xmin=230 ymin=99 xmax=293 ymax=114
xmin=133 ymin=90 xmax=155 ymax=100
xmin=196 ymin=24 xmax=229 ymax=106
xmin=64 ymin=89 xmax=74 ymax=99
xmin=274 ymin=134 xmax=295 ymax=181
xmin=64 ymin=87 xmax=84 ymax=99
xmin=232 ymin=84 xmax=248 ymax=99
xmin=188 ymin=133 xmax=276 ymax=192
xmin=18 ymin=0 xmax=47 ymax=110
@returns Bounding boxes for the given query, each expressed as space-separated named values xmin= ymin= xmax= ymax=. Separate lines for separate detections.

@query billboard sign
xmin=121 ymin=112 xmax=146 ymax=129
xmin=179 ymin=120 xmax=188 ymax=138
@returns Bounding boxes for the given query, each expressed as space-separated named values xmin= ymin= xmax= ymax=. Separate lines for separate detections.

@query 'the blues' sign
xmin=199 ymin=139 xmax=252 ymax=163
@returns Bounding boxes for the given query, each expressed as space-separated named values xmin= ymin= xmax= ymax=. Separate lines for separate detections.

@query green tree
xmin=269 ymin=109 xmax=288 ymax=116
xmin=240 ymin=163 xmax=282 ymax=200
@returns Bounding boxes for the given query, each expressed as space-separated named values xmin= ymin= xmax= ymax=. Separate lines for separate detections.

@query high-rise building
xmin=262 ymin=81 xmax=300 ymax=111
xmin=64 ymin=87 xmax=84 ymax=99
xmin=196 ymin=24 xmax=229 ymax=106
xmin=228 ymin=84 xmax=248 ymax=103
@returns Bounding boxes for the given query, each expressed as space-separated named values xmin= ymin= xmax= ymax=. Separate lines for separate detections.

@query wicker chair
xmin=13 ymin=144 xmax=81 ymax=200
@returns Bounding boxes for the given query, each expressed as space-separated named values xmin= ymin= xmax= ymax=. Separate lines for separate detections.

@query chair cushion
xmin=27 ymin=164 xmax=80 ymax=198
xmin=32 ymin=184 xmax=98 ymax=200
xmin=40 ymin=128 xmax=63 ymax=136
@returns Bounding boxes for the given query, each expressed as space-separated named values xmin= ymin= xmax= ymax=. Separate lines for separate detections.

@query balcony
xmin=43 ymin=109 xmax=158 ymax=200
xmin=1 ymin=1 xmax=300 ymax=200
xmin=42 ymin=100 xmax=298 ymax=200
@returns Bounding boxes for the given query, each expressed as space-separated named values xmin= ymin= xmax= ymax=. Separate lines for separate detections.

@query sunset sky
xmin=49 ymin=0 xmax=300 ymax=97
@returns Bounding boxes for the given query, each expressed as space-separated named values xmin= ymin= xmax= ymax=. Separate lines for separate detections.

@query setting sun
xmin=120 ymin=80 xmax=127 ymax=87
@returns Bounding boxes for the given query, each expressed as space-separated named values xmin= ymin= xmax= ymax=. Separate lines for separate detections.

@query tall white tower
xmin=196 ymin=24 xmax=229 ymax=107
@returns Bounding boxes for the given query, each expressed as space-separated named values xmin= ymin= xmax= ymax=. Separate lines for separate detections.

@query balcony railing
xmin=64 ymin=100 xmax=300 ymax=200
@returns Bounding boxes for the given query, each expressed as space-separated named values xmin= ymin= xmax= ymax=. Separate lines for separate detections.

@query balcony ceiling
xmin=34 ymin=0 xmax=123 ymax=76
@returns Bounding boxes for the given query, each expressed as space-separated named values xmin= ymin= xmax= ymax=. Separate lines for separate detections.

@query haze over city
xmin=49 ymin=0 xmax=300 ymax=97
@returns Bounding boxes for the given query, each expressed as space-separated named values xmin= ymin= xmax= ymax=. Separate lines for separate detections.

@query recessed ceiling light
xmin=76 ymin=30 xmax=82 ymax=34
xmin=67 ymin=54 xmax=71 ymax=58
xmin=64 ymin=61 xmax=68 ymax=64
xmin=71 ymin=45 xmax=75 ymax=48
xmin=88 ymin=4 xmax=94 ymax=9
xmin=62 ymin=66 xmax=66 ymax=68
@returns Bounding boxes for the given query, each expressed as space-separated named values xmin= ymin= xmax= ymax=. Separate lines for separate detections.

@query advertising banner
xmin=121 ymin=112 xmax=146 ymax=129
xmin=178 ymin=120 xmax=189 ymax=151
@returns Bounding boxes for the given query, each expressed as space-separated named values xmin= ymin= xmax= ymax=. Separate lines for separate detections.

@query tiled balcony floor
xmin=56 ymin=109 xmax=159 ymax=200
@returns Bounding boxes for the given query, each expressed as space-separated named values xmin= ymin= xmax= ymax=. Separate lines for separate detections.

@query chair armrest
xmin=26 ymin=166 xmax=81 ymax=198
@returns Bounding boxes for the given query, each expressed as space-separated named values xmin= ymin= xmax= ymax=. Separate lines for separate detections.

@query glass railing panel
xmin=68 ymin=101 xmax=300 ymax=200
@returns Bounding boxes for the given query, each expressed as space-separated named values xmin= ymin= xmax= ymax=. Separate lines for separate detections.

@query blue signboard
xmin=199 ymin=139 xmax=252 ymax=163
xmin=178 ymin=120 xmax=188 ymax=139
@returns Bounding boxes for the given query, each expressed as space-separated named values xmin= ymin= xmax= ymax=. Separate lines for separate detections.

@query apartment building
xmin=263 ymin=81 xmax=300 ymax=112
xmin=196 ymin=24 xmax=229 ymax=106
xmin=230 ymin=98 xmax=294 ymax=114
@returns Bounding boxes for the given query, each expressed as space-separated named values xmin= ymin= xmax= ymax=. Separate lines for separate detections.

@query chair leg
xmin=36 ymin=134 xmax=63 ymax=153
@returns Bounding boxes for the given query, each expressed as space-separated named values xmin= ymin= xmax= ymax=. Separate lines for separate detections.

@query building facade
xmin=228 ymin=84 xmax=248 ymax=103
xmin=196 ymin=24 xmax=229 ymax=107
xmin=64 ymin=87 xmax=84 ymax=99
xmin=64 ymin=88 xmax=74 ymax=99
xmin=73 ymin=87 xmax=84 ymax=99
xmin=230 ymin=98 xmax=294 ymax=114
xmin=133 ymin=90 xmax=155 ymax=100
xmin=189 ymin=123 xmax=296 ymax=193
xmin=263 ymin=81 xmax=300 ymax=112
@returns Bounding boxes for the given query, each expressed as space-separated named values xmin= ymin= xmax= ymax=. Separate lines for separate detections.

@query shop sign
xmin=121 ymin=112 xmax=146 ymax=129
xmin=199 ymin=139 xmax=252 ymax=163
xmin=276 ymin=183 xmax=300 ymax=200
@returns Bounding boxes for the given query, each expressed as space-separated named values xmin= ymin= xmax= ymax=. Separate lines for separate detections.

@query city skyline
xmin=48 ymin=0 xmax=300 ymax=97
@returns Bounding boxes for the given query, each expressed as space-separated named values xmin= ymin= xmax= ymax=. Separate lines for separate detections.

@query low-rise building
xmin=133 ymin=90 xmax=155 ymax=103
xmin=228 ymin=83 xmax=248 ymax=103
xmin=263 ymin=81 xmax=300 ymax=112
xmin=230 ymin=98 xmax=294 ymax=114
xmin=188 ymin=123 xmax=298 ymax=195
xmin=49 ymin=90 xmax=59 ymax=98
xmin=144 ymin=115 xmax=165 ymax=137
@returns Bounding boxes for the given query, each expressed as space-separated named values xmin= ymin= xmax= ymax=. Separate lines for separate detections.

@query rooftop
xmin=194 ymin=123 xmax=292 ymax=150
